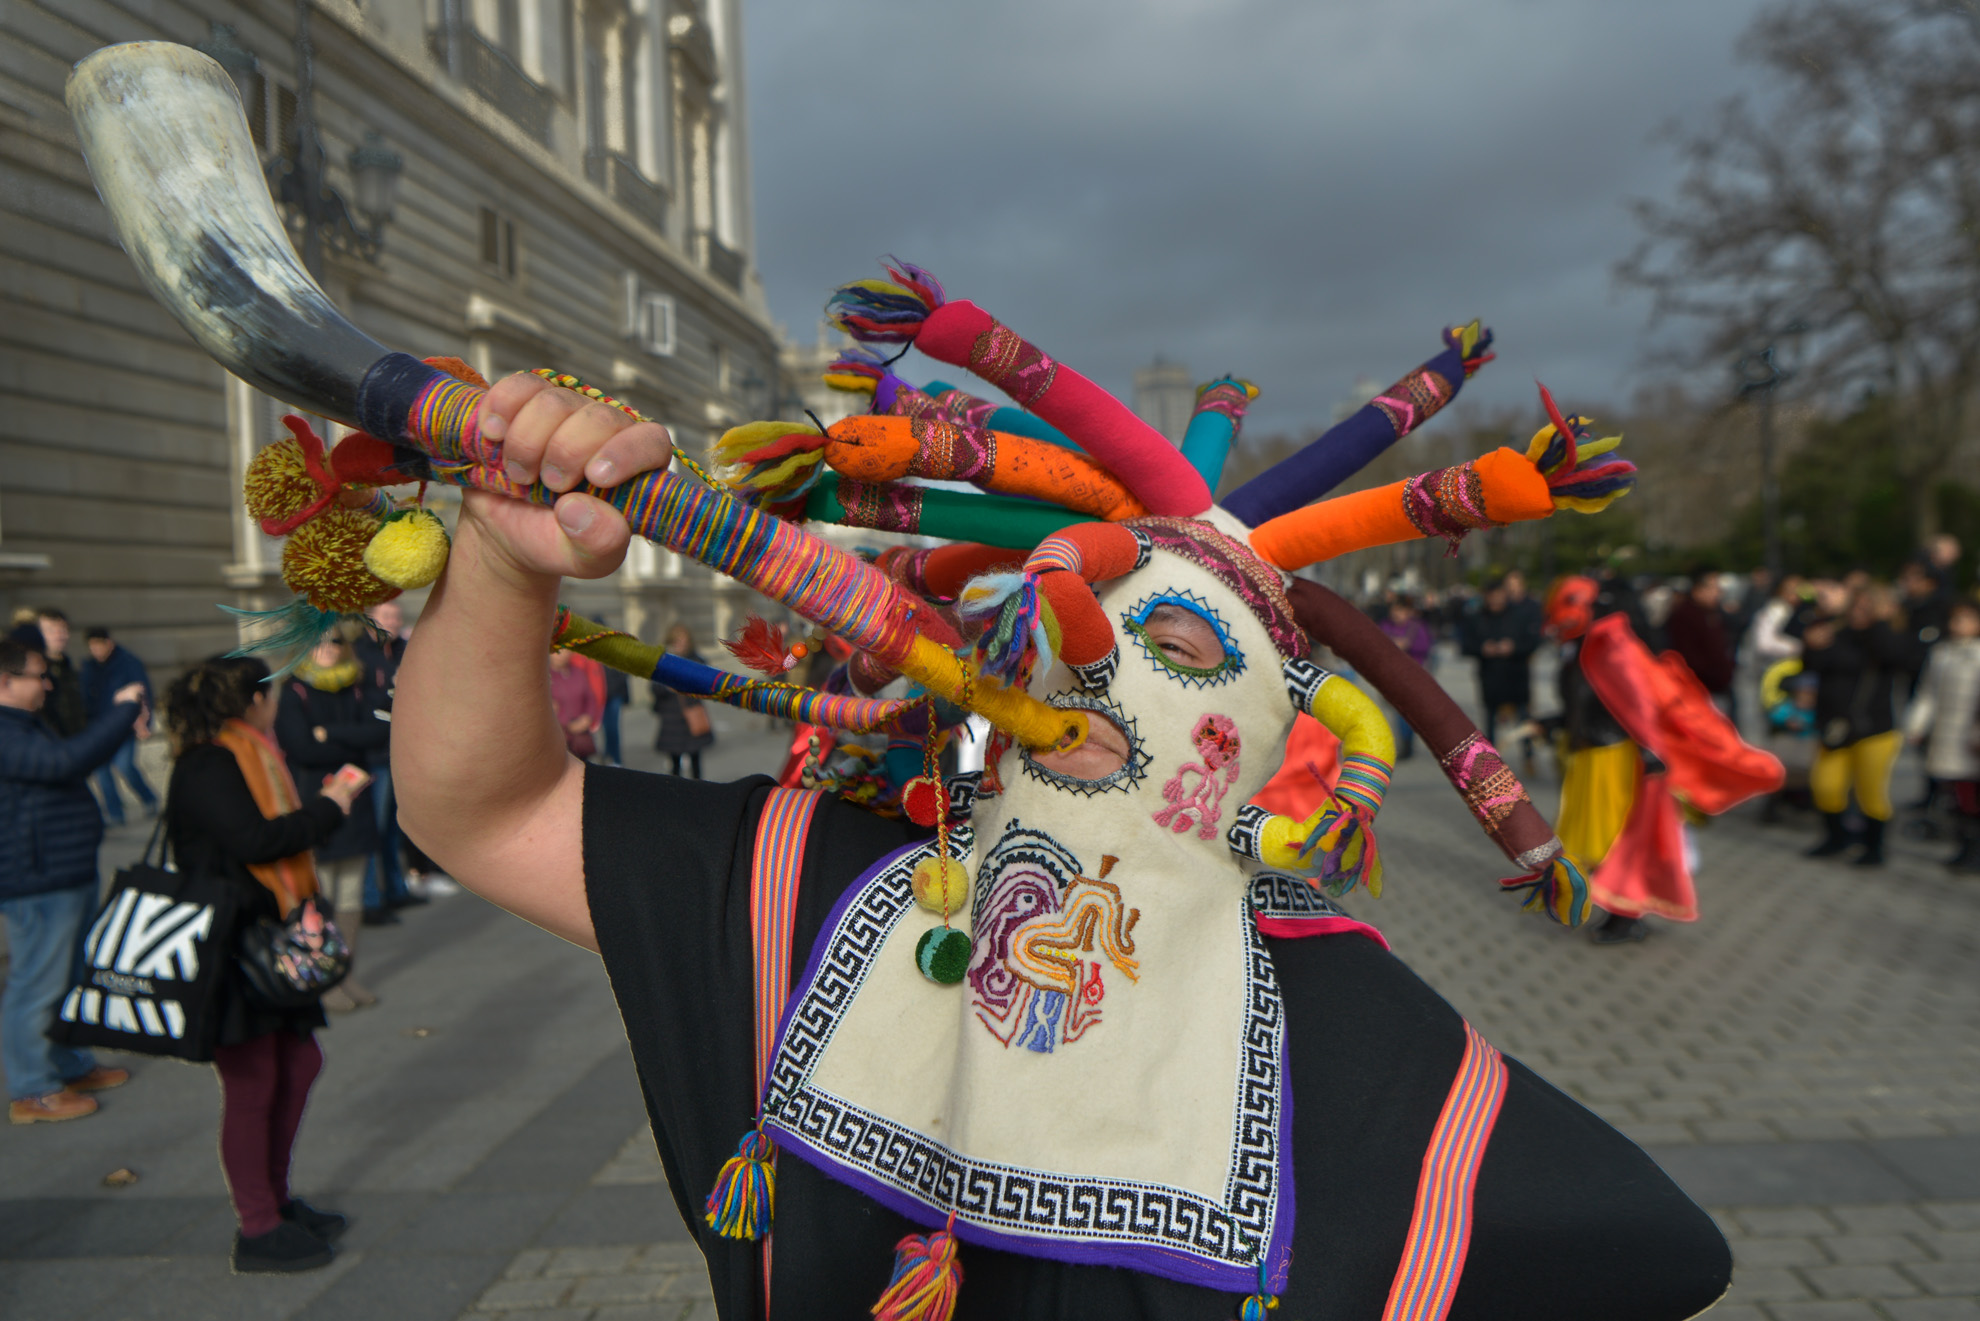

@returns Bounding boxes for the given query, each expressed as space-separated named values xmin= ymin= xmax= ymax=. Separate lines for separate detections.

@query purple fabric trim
xmin=1224 ymin=342 xmax=1465 ymax=526
xmin=763 ymin=833 xmax=1294 ymax=1293
xmin=872 ymin=371 xmax=906 ymax=414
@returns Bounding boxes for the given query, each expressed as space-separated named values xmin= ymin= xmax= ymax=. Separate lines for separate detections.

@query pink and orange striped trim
xmin=1380 ymin=1021 xmax=1509 ymax=1321
xmin=750 ymin=787 xmax=820 ymax=1102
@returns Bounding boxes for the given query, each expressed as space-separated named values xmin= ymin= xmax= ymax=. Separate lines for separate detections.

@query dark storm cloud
xmin=744 ymin=0 xmax=1769 ymax=436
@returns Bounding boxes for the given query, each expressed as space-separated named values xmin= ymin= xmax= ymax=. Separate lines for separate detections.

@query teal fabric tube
xmin=1180 ymin=378 xmax=1259 ymax=494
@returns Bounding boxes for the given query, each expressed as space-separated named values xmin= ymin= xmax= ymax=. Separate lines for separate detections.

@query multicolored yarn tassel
xmin=957 ymin=572 xmax=1059 ymax=685
xmin=825 ymin=258 xmax=947 ymax=342
xmin=710 ymin=420 xmax=830 ymax=504
xmin=704 ymin=1127 xmax=776 ymax=1240
xmin=871 ymin=1213 xmax=963 ymax=1321
xmin=1240 ymin=1263 xmax=1280 ymax=1319
xmin=1530 ymin=384 xmax=1635 ymax=513
xmin=1500 ymin=849 xmax=1595 ymax=926
xmin=821 ymin=345 xmax=892 ymax=395
xmin=1301 ymin=754 xmax=1391 ymax=898
xmin=221 ymin=597 xmax=344 ymax=680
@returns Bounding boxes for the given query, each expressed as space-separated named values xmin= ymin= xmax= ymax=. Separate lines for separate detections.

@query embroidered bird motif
xmin=1007 ymin=857 xmax=1141 ymax=997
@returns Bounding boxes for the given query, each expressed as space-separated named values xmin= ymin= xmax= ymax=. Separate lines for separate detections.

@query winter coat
xmin=1459 ymin=605 xmax=1538 ymax=709
xmin=1556 ymin=640 xmax=1630 ymax=752
xmin=1801 ymin=621 xmax=1918 ymax=747
xmin=39 ymin=653 xmax=87 ymax=737
xmin=165 ymin=743 xmax=343 ymax=1043
xmin=0 ymin=700 xmax=139 ymax=900
xmin=275 ymin=677 xmax=388 ymax=862
xmin=80 ymin=644 xmax=152 ymax=721
xmin=1904 ymin=638 xmax=1980 ymax=780
xmin=1664 ymin=597 xmax=1735 ymax=695
xmin=651 ymin=650 xmax=715 ymax=755
xmin=1377 ymin=616 xmax=1435 ymax=666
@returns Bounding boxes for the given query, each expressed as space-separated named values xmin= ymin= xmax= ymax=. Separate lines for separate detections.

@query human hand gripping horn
xmin=65 ymin=41 xmax=1084 ymax=753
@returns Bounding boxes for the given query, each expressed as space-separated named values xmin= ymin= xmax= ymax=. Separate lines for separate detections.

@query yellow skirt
xmin=1556 ymin=741 xmax=1641 ymax=866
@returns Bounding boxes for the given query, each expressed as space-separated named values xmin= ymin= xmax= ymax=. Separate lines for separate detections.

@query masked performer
xmin=58 ymin=59 xmax=1733 ymax=1310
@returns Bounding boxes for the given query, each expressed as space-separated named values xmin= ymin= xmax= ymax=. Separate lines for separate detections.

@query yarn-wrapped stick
xmin=551 ymin=608 xmax=913 ymax=735
xmin=828 ymin=260 xmax=1211 ymax=515
xmin=714 ymin=415 xmax=1146 ymax=523
xmin=1223 ymin=322 xmax=1494 ymax=525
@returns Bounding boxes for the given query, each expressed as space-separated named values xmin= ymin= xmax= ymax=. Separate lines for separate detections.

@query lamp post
xmin=199 ymin=7 xmax=403 ymax=279
xmin=1736 ymin=345 xmax=1791 ymax=581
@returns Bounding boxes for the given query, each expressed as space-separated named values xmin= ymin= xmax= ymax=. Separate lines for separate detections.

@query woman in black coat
xmin=163 ymin=656 xmax=360 ymax=1274
xmin=276 ymin=636 xmax=390 ymax=1006
xmin=650 ymin=623 xmax=715 ymax=778
xmin=1800 ymin=584 xmax=1921 ymax=865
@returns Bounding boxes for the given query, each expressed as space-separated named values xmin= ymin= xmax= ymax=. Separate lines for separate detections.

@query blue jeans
xmin=362 ymin=766 xmax=408 ymax=910
xmin=0 ymin=884 xmax=97 ymax=1100
xmin=603 ymin=696 xmax=624 ymax=766
xmin=91 ymin=736 xmax=157 ymax=827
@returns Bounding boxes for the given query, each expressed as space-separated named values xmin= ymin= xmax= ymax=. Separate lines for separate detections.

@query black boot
xmin=280 ymin=1197 xmax=348 ymax=1240
xmin=1806 ymin=812 xmax=1852 ymax=857
xmin=1948 ymin=821 xmax=1980 ymax=874
xmin=233 ymin=1221 xmax=334 ymax=1273
xmin=1590 ymin=912 xmax=1649 ymax=945
xmin=1852 ymin=817 xmax=1887 ymax=867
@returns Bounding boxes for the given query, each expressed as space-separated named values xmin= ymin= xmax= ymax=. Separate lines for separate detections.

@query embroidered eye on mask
xmin=1122 ymin=590 xmax=1245 ymax=687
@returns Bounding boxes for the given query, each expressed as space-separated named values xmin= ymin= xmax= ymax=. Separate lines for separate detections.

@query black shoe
xmin=1590 ymin=914 xmax=1649 ymax=945
xmin=384 ymin=891 xmax=430 ymax=909
xmin=1806 ymin=812 xmax=1853 ymax=857
xmin=233 ymin=1221 xmax=334 ymax=1273
xmin=1852 ymin=817 xmax=1887 ymax=867
xmin=280 ymin=1198 xmax=348 ymax=1241
xmin=361 ymin=907 xmax=401 ymax=926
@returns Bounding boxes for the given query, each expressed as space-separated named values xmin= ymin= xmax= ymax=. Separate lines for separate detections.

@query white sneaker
xmin=419 ymin=875 xmax=461 ymax=896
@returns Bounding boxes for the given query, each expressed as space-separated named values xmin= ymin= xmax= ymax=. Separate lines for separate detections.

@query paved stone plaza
xmin=2 ymin=687 xmax=1976 ymax=1319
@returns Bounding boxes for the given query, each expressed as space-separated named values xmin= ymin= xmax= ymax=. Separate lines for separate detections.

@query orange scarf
xmin=213 ymin=718 xmax=319 ymax=914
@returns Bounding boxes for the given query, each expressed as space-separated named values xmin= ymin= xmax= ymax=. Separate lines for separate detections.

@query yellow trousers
xmin=1556 ymin=741 xmax=1641 ymax=866
xmin=1810 ymin=730 xmax=1903 ymax=821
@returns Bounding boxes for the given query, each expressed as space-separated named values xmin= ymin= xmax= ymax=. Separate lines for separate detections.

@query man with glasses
xmin=0 ymin=638 xmax=148 ymax=1123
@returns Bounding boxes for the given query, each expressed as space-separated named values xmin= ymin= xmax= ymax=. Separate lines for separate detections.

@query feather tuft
xmin=723 ymin=614 xmax=794 ymax=675
xmin=219 ymin=597 xmax=344 ymax=680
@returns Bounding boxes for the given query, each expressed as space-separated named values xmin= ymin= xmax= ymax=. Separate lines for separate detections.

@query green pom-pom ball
xmin=915 ymin=927 xmax=971 ymax=985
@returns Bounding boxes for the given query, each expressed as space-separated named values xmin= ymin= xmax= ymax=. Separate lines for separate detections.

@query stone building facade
xmin=0 ymin=0 xmax=780 ymax=671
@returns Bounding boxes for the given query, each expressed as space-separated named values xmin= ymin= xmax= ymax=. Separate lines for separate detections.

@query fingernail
xmin=541 ymin=463 xmax=566 ymax=488
xmin=587 ymin=458 xmax=618 ymax=485
xmin=480 ymin=412 xmax=506 ymax=441
xmin=556 ymin=499 xmax=595 ymax=535
xmin=504 ymin=460 xmax=529 ymax=486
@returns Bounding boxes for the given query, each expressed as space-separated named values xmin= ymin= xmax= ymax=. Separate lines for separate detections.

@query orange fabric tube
xmin=825 ymin=416 xmax=1147 ymax=522
xmin=1247 ymin=447 xmax=1553 ymax=570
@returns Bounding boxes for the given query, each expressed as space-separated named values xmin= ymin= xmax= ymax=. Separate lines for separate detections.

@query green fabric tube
xmin=807 ymin=477 xmax=1081 ymax=547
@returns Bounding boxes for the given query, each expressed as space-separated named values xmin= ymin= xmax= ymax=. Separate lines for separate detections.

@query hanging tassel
xmin=823 ymin=346 xmax=889 ymax=395
xmin=1239 ymin=1262 xmax=1280 ymax=1318
xmin=828 ymin=258 xmax=948 ymax=344
xmin=1528 ymin=383 xmax=1636 ymax=513
xmin=704 ymin=1128 xmax=777 ymax=1240
xmin=871 ymin=1213 xmax=963 ymax=1321
xmin=1450 ymin=319 xmax=1496 ymax=378
xmin=1500 ymin=849 xmax=1594 ymax=927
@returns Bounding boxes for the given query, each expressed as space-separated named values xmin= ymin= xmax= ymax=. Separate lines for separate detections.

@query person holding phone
xmin=277 ymin=633 xmax=389 ymax=1006
xmin=163 ymin=656 xmax=362 ymax=1272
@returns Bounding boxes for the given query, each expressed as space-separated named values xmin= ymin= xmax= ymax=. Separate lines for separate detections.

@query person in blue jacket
xmin=0 ymin=636 xmax=148 ymax=1123
xmin=81 ymin=627 xmax=157 ymax=825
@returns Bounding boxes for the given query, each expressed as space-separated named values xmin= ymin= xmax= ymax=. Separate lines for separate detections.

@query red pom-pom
xmin=901 ymin=775 xmax=948 ymax=828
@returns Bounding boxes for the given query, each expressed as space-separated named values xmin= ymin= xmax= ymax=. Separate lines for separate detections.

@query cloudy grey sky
xmin=742 ymin=0 xmax=1772 ymax=439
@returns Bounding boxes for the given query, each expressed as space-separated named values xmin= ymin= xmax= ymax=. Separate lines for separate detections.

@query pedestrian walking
xmin=28 ymin=608 xmax=87 ymax=736
xmin=1802 ymin=584 xmax=1918 ymax=866
xmin=1459 ymin=575 xmax=1540 ymax=751
xmin=80 ymin=626 xmax=158 ymax=824
xmin=549 ymin=647 xmax=603 ymax=760
xmin=601 ymin=661 xmax=629 ymax=766
xmin=0 ymin=636 xmax=145 ymax=1123
xmin=1904 ymin=597 xmax=1980 ymax=872
xmin=650 ymin=623 xmax=714 ymax=778
xmin=162 ymin=656 xmax=360 ymax=1273
xmin=353 ymin=601 xmax=418 ymax=914
xmin=277 ymin=634 xmax=388 ymax=999
xmin=1664 ymin=570 xmax=1736 ymax=716
xmin=1375 ymin=594 xmax=1434 ymax=759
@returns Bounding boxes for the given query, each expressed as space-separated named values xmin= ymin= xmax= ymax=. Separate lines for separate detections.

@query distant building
xmin=1133 ymin=358 xmax=1194 ymax=445
xmin=0 ymin=0 xmax=778 ymax=669
xmin=781 ymin=321 xmax=863 ymax=428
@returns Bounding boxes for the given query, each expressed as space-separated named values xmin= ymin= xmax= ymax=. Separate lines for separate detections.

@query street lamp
xmin=199 ymin=8 xmax=404 ymax=277
xmin=1736 ymin=342 xmax=1796 ymax=581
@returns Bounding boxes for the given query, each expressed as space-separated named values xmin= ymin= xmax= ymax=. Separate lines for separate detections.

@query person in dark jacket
xmin=650 ymin=623 xmax=715 ymax=778
xmin=81 ymin=627 xmax=158 ymax=825
xmin=1664 ymin=573 xmax=1736 ymax=711
xmin=277 ymin=635 xmax=389 ymax=1005
xmin=1801 ymin=584 xmax=1920 ymax=866
xmin=163 ymin=655 xmax=360 ymax=1273
xmin=0 ymin=637 xmax=146 ymax=1124
xmin=1458 ymin=577 xmax=1540 ymax=749
xmin=353 ymin=601 xmax=417 ymax=915
xmin=28 ymin=608 xmax=87 ymax=737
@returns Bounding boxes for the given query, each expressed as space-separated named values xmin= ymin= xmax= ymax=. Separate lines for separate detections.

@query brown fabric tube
xmin=1287 ymin=579 xmax=1563 ymax=870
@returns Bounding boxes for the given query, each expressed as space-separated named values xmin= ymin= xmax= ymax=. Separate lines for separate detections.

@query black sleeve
xmin=171 ymin=745 xmax=345 ymax=864
xmin=580 ymin=765 xmax=920 ymax=1284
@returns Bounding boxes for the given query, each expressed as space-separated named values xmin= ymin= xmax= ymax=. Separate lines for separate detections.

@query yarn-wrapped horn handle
xmin=65 ymin=41 xmax=1084 ymax=754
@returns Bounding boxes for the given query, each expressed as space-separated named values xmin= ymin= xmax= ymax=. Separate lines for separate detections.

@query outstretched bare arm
xmin=393 ymin=374 xmax=673 ymax=951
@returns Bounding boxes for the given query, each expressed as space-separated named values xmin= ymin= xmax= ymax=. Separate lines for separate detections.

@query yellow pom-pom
xmin=912 ymin=857 xmax=971 ymax=917
xmin=282 ymin=507 xmax=398 ymax=613
xmin=364 ymin=508 xmax=451 ymax=590
xmin=244 ymin=438 xmax=319 ymax=526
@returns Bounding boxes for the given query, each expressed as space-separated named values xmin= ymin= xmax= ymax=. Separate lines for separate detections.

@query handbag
xmin=49 ymin=819 xmax=238 ymax=1060
xmin=685 ymin=699 xmax=713 ymax=740
xmin=236 ymin=893 xmax=350 ymax=1011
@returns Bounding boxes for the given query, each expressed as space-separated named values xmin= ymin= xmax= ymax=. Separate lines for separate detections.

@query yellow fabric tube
xmin=898 ymin=634 xmax=1088 ymax=752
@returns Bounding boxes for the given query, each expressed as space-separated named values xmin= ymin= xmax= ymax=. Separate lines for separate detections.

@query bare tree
xmin=1619 ymin=0 xmax=1980 ymax=539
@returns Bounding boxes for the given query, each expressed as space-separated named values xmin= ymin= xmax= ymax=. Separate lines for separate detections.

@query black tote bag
xmin=48 ymin=822 xmax=239 ymax=1061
